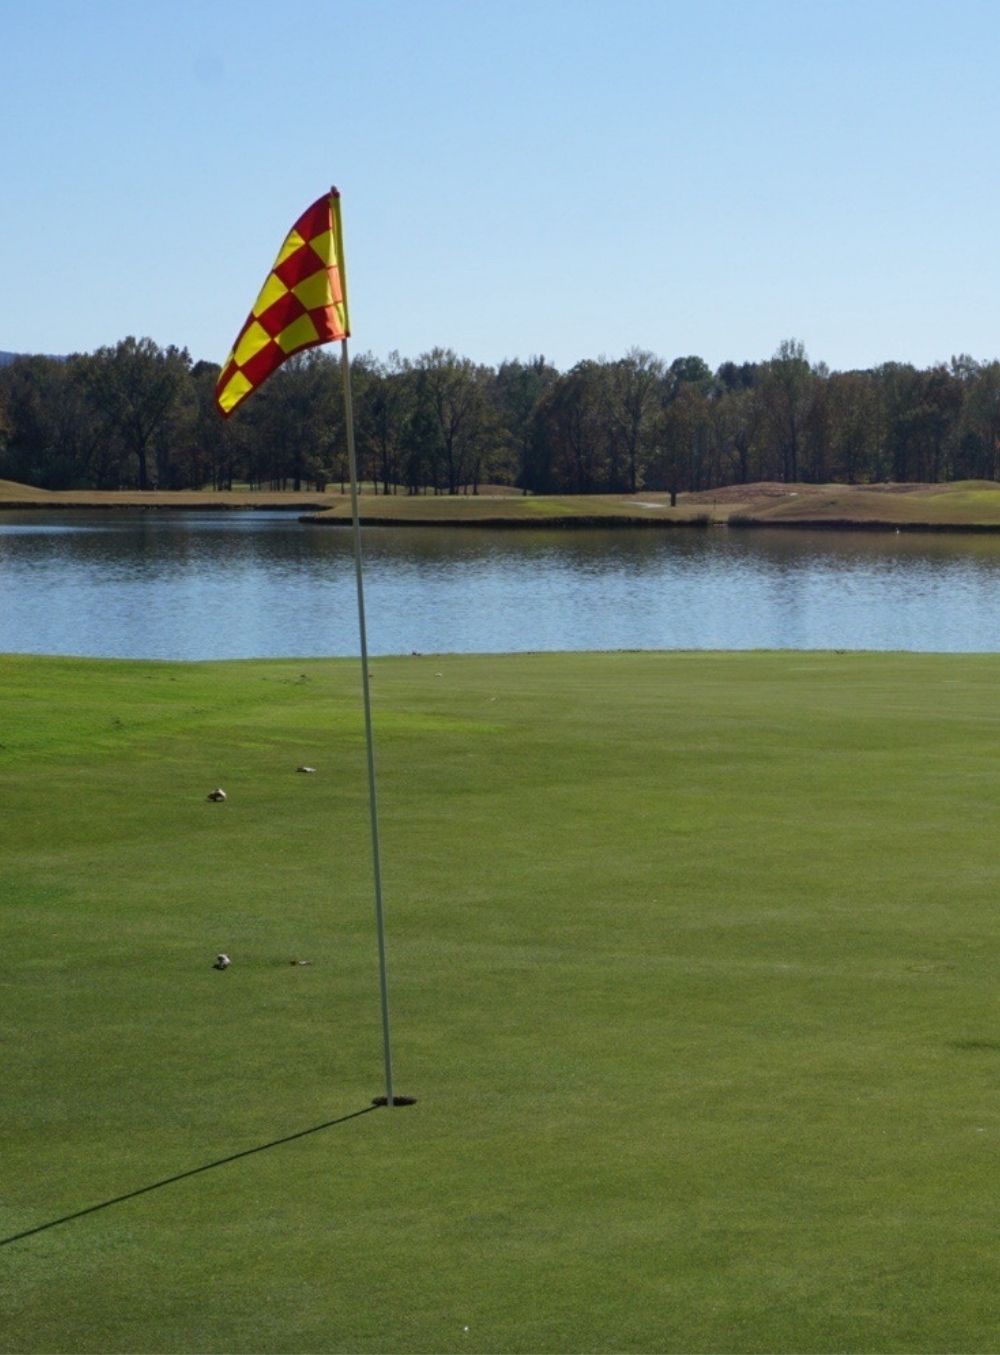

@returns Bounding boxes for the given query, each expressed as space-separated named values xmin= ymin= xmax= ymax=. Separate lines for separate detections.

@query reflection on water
xmin=1 ymin=510 xmax=999 ymax=658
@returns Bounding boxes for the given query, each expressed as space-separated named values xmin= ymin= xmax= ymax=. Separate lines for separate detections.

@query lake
xmin=1 ymin=510 xmax=999 ymax=659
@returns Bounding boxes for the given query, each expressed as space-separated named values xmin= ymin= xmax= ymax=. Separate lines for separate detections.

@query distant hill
xmin=0 ymin=350 xmax=66 ymax=366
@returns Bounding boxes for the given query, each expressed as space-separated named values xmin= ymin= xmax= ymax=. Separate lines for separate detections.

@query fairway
xmin=3 ymin=650 xmax=1000 ymax=1353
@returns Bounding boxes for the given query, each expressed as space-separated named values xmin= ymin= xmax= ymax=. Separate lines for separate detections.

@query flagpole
xmin=339 ymin=334 xmax=395 ymax=1108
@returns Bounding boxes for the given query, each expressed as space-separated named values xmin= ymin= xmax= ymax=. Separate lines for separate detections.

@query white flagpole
xmin=339 ymin=334 xmax=395 ymax=1108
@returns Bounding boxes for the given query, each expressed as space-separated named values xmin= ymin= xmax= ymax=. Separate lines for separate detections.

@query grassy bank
xmin=713 ymin=479 xmax=1000 ymax=530
xmin=4 ymin=650 xmax=1000 ymax=1352
xmin=6 ymin=478 xmax=1000 ymax=530
xmin=0 ymin=480 xmax=708 ymax=525
xmin=301 ymin=492 xmax=710 ymax=528
xmin=0 ymin=479 xmax=332 ymax=511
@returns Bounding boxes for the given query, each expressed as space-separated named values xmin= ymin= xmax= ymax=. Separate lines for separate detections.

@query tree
xmin=0 ymin=355 xmax=103 ymax=489
xmin=666 ymin=354 xmax=713 ymax=397
xmin=758 ymin=339 xmax=813 ymax=482
xmin=354 ymin=351 xmax=414 ymax=493
xmin=715 ymin=360 xmax=759 ymax=394
xmin=606 ymin=349 xmax=663 ymax=493
xmin=888 ymin=366 xmax=962 ymax=483
xmin=81 ymin=337 xmax=191 ymax=489
xmin=4 ymin=328 xmax=998 ymax=497
xmin=181 ymin=360 xmax=242 ymax=490
xmin=250 ymin=350 xmax=338 ymax=490
xmin=643 ymin=355 xmax=716 ymax=500
xmin=492 ymin=356 xmax=557 ymax=493
xmin=650 ymin=382 xmax=710 ymax=504
xmin=410 ymin=349 xmax=495 ymax=494
xmin=719 ymin=383 xmax=765 ymax=484
xmin=532 ymin=362 xmax=609 ymax=493
xmin=955 ymin=359 xmax=1000 ymax=481
xmin=825 ymin=372 xmax=880 ymax=484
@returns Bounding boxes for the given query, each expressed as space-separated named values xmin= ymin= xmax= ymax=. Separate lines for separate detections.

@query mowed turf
xmin=3 ymin=651 xmax=1000 ymax=1354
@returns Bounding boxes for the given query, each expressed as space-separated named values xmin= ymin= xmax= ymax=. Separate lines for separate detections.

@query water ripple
xmin=1 ymin=511 xmax=998 ymax=658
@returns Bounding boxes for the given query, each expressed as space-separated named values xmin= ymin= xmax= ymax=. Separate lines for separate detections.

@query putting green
xmin=3 ymin=651 xmax=999 ymax=1353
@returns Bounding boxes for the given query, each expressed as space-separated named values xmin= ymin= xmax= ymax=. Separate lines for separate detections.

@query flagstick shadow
xmin=1 ymin=1103 xmax=379 ymax=1249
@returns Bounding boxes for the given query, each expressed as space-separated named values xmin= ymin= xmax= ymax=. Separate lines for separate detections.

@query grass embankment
xmin=0 ymin=479 xmax=708 ymax=525
xmin=4 ymin=651 xmax=1000 ymax=1353
xmin=0 ymin=479 xmax=332 ymax=511
xmin=303 ymin=479 xmax=1000 ymax=529
xmin=6 ymin=476 xmax=1000 ymax=529
xmin=302 ymin=493 xmax=710 ymax=528
xmin=694 ymin=479 xmax=1000 ymax=530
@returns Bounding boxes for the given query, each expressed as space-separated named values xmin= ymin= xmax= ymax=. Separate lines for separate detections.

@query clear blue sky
xmin=2 ymin=0 xmax=998 ymax=373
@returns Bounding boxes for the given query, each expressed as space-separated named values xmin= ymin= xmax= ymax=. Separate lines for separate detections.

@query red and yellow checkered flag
xmin=216 ymin=191 xmax=350 ymax=417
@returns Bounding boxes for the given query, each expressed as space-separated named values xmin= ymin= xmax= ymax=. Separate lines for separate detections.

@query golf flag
xmin=215 ymin=191 xmax=350 ymax=417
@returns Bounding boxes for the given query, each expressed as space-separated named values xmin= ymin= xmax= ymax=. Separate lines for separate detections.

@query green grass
xmin=3 ymin=650 xmax=1000 ymax=1353
xmin=7 ymin=478 xmax=1000 ymax=529
xmin=733 ymin=480 xmax=1000 ymax=527
xmin=306 ymin=492 xmax=708 ymax=525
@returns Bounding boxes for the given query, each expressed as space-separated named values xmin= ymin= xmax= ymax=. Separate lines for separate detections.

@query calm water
xmin=1 ymin=510 xmax=999 ymax=658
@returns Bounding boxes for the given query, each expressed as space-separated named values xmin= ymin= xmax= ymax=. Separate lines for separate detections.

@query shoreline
xmin=4 ymin=500 xmax=1000 ymax=534
xmin=298 ymin=511 xmax=713 ymax=529
xmin=300 ymin=510 xmax=1000 ymax=533
xmin=0 ymin=498 xmax=327 ymax=512
xmin=728 ymin=516 xmax=1000 ymax=534
xmin=4 ymin=479 xmax=1000 ymax=534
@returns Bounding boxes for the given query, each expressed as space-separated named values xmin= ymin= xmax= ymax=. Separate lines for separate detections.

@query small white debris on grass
xmin=213 ymin=954 xmax=231 ymax=970
xmin=207 ymin=788 xmax=227 ymax=801
xmin=296 ymin=765 xmax=317 ymax=774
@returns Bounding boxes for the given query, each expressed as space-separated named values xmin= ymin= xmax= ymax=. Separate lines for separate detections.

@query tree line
xmin=1 ymin=336 xmax=998 ymax=495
